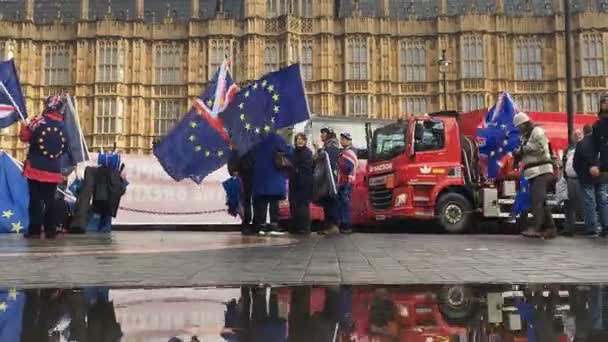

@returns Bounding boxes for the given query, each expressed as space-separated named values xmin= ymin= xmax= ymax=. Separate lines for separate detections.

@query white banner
xmin=108 ymin=154 xmax=238 ymax=226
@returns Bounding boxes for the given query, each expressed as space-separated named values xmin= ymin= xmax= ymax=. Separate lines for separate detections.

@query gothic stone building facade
xmin=0 ymin=0 xmax=607 ymax=157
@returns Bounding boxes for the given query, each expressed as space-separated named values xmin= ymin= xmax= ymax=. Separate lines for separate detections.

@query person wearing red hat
xmin=19 ymin=95 xmax=69 ymax=239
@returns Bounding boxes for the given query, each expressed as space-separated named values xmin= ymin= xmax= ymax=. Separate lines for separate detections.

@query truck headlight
xmin=395 ymin=193 xmax=407 ymax=207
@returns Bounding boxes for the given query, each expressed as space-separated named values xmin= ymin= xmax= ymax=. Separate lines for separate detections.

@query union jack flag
xmin=153 ymin=56 xmax=240 ymax=183
xmin=0 ymin=59 xmax=27 ymax=128
xmin=192 ymin=57 xmax=240 ymax=142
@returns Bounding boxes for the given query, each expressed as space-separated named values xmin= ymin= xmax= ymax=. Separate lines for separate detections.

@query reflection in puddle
xmin=4 ymin=285 xmax=608 ymax=341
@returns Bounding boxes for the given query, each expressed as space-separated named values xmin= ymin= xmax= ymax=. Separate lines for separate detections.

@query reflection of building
xmin=112 ymin=288 xmax=240 ymax=342
xmin=0 ymin=0 xmax=607 ymax=158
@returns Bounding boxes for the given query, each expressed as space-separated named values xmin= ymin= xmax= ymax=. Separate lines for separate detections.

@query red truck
xmin=279 ymin=110 xmax=597 ymax=232
xmin=366 ymin=110 xmax=598 ymax=233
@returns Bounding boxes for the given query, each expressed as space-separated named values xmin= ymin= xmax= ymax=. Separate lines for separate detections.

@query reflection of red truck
xmin=366 ymin=110 xmax=597 ymax=233
xmin=280 ymin=110 xmax=597 ymax=232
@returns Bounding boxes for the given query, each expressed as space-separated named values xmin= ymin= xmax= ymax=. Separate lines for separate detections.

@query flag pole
xmin=0 ymin=81 xmax=26 ymax=122
xmin=67 ymin=95 xmax=90 ymax=163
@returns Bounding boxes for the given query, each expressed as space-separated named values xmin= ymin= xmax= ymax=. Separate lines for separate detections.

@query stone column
xmin=191 ymin=0 xmax=200 ymax=18
xmin=81 ymin=0 xmax=89 ymax=20
xmin=378 ymin=0 xmax=389 ymax=17
xmin=136 ymin=0 xmax=144 ymax=19
xmin=25 ymin=0 xmax=34 ymax=21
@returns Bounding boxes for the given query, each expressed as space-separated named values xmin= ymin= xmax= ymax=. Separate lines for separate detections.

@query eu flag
xmin=477 ymin=92 xmax=521 ymax=179
xmin=0 ymin=152 xmax=29 ymax=234
xmin=511 ymin=176 xmax=531 ymax=217
xmin=0 ymin=59 xmax=27 ymax=128
xmin=219 ymin=64 xmax=310 ymax=155
xmin=0 ymin=288 xmax=24 ymax=341
xmin=154 ymin=59 xmax=238 ymax=184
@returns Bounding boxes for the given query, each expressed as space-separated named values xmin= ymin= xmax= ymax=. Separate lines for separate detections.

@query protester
xmin=252 ymin=133 xmax=292 ymax=235
xmin=561 ymin=128 xmax=585 ymax=236
xmin=590 ymin=94 xmax=608 ymax=235
xmin=19 ymin=95 xmax=69 ymax=239
xmin=576 ymin=122 xmax=608 ymax=237
xmin=228 ymin=149 xmax=255 ymax=235
xmin=336 ymin=132 xmax=358 ymax=234
xmin=317 ymin=128 xmax=341 ymax=235
xmin=289 ymin=133 xmax=313 ymax=235
xmin=513 ymin=112 xmax=557 ymax=239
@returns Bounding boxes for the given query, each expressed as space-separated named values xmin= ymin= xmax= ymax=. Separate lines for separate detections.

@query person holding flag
xmin=19 ymin=95 xmax=69 ymax=239
xmin=513 ymin=112 xmax=557 ymax=239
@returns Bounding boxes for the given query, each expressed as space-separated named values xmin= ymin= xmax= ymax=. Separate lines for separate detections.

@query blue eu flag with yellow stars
xmin=0 ymin=288 xmax=25 ymax=341
xmin=477 ymin=92 xmax=521 ymax=179
xmin=512 ymin=176 xmax=531 ymax=217
xmin=219 ymin=64 xmax=310 ymax=155
xmin=0 ymin=152 xmax=29 ymax=234
xmin=153 ymin=60 xmax=238 ymax=184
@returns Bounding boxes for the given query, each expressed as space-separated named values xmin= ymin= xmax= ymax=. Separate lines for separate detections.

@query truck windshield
xmin=370 ymin=122 xmax=408 ymax=162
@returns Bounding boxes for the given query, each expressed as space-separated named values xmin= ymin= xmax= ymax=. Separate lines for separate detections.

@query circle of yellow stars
xmin=238 ymin=79 xmax=281 ymax=135
xmin=0 ymin=288 xmax=19 ymax=313
xmin=39 ymin=126 xmax=66 ymax=159
xmin=1 ymin=210 xmax=23 ymax=233
xmin=188 ymin=117 xmax=228 ymax=158
xmin=486 ymin=123 xmax=514 ymax=158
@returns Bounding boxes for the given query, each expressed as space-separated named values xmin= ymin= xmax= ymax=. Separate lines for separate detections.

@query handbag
xmin=274 ymin=151 xmax=294 ymax=171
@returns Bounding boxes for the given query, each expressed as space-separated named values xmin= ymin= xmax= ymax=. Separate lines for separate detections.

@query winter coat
xmin=19 ymin=111 xmax=68 ymax=183
xmin=252 ymin=134 xmax=291 ymax=199
xmin=574 ymin=135 xmax=599 ymax=185
xmin=319 ymin=138 xmax=340 ymax=181
xmin=338 ymin=146 xmax=358 ymax=185
xmin=289 ymin=146 xmax=313 ymax=205
xmin=520 ymin=126 xmax=554 ymax=180
xmin=92 ymin=166 xmax=127 ymax=217
xmin=592 ymin=117 xmax=608 ymax=180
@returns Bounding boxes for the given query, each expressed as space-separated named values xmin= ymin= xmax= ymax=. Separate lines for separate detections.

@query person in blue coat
xmin=251 ymin=133 xmax=292 ymax=235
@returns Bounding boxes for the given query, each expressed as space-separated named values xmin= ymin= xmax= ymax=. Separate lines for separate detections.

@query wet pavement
xmin=0 ymin=232 xmax=608 ymax=288
xmin=4 ymin=283 xmax=608 ymax=341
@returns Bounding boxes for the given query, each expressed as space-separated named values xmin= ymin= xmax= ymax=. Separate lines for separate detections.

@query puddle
xmin=4 ymin=284 xmax=608 ymax=341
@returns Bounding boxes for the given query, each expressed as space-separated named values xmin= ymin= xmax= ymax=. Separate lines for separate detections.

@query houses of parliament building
xmin=0 ymin=0 xmax=607 ymax=155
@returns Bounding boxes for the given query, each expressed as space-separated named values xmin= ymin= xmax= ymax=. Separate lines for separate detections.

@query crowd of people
xmin=228 ymin=128 xmax=358 ymax=237
xmin=513 ymin=95 xmax=608 ymax=239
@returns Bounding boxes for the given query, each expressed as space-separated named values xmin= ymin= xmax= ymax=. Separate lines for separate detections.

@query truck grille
xmin=370 ymin=187 xmax=393 ymax=211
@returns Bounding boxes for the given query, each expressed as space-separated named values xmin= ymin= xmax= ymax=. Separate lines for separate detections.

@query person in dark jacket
xmin=577 ymin=111 xmax=608 ymax=237
xmin=19 ymin=95 xmax=69 ymax=239
xmin=317 ymin=128 xmax=341 ymax=235
xmin=592 ymin=94 xmax=608 ymax=182
xmin=252 ymin=133 xmax=292 ymax=235
xmin=288 ymin=133 xmax=313 ymax=235
xmin=228 ymin=149 xmax=255 ymax=235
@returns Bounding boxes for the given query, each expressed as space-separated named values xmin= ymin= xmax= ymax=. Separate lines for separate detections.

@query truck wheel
xmin=438 ymin=285 xmax=477 ymax=324
xmin=436 ymin=193 xmax=473 ymax=234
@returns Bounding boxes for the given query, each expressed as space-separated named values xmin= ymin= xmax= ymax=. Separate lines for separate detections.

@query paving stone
xmin=0 ymin=232 xmax=608 ymax=288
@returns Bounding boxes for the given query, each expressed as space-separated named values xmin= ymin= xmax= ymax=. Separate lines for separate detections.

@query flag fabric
xmin=0 ymin=152 xmax=29 ymax=234
xmin=476 ymin=92 xmax=521 ymax=179
xmin=0 ymin=288 xmax=25 ymax=341
xmin=60 ymin=95 xmax=90 ymax=173
xmin=0 ymin=59 xmax=27 ymax=128
xmin=222 ymin=176 xmax=242 ymax=217
xmin=154 ymin=59 xmax=238 ymax=184
xmin=219 ymin=64 xmax=310 ymax=156
xmin=511 ymin=176 xmax=531 ymax=217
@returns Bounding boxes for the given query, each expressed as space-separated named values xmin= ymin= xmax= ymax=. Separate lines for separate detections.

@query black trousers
xmin=27 ymin=179 xmax=59 ymax=236
xmin=242 ymin=176 xmax=253 ymax=226
xmin=253 ymin=195 xmax=280 ymax=231
xmin=289 ymin=200 xmax=311 ymax=233
xmin=321 ymin=196 xmax=339 ymax=226
xmin=530 ymin=173 xmax=556 ymax=231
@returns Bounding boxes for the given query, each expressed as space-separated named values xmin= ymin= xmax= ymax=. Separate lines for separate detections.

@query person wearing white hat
xmin=513 ymin=112 xmax=557 ymax=239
